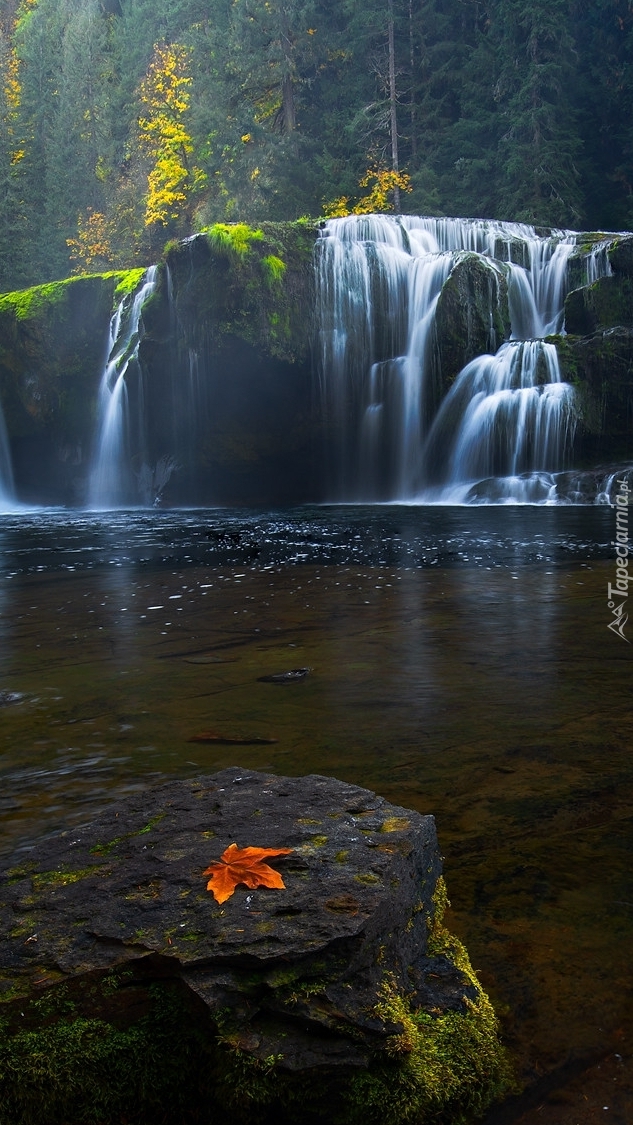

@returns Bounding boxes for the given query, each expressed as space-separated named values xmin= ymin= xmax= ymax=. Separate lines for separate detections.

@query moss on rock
xmin=434 ymin=253 xmax=511 ymax=393
xmin=163 ymin=219 xmax=318 ymax=366
xmin=0 ymin=771 xmax=512 ymax=1125
xmin=564 ymin=275 xmax=633 ymax=335
xmin=0 ymin=269 xmax=149 ymax=503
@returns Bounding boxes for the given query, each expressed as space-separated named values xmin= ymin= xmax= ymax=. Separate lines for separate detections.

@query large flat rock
xmin=0 ymin=770 xmax=508 ymax=1123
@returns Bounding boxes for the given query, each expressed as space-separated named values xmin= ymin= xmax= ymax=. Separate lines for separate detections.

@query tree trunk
xmin=388 ymin=0 xmax=400 ymax=211
xmin=282 ymin=74 xmax=296 ymax=133
xmin=408 ymin=0 xmax=416 ymax=160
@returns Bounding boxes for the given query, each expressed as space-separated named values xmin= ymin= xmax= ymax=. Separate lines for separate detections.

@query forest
xmin=0 ymin=0 xmax=632 ymax=290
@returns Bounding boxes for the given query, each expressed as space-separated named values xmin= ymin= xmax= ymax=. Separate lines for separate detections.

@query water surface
xmin=0 ymin=505 xmax=631 ymax=1097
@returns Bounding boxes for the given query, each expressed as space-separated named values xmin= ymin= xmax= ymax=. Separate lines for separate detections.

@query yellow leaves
xmin=4 ymin=54 xmax=21 ymax=111
xmin=323 ymin=168 xmax=413 ymax=217
xmin=137 ymin=43 xmax=195 ymax=227
xmin=323 ymin=195 xmax=352 ymax=218
xmin=355 ymin=168 xmax=413 ymax=213
xmin=203 ymin=843 xmax=293 ymax=904
xmin=241 ymin=133 xmax=253 ymax=143
xmin=66 ymin=209 xmax=114 ymax=273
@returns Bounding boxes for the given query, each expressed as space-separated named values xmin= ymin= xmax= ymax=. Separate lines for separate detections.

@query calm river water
xmin=0 ymin=505 xmax=631 ymax=1105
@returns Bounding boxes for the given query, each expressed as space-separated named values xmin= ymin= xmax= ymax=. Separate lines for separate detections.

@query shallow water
xmin=0 ymin=505 xmax=631 ymax=1091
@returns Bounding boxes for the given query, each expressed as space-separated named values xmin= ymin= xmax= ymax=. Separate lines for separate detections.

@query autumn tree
xmin=137 ymin=41 xmax=200 ymax=231
xmin=66 ymin=207 xmax=114 ymax=272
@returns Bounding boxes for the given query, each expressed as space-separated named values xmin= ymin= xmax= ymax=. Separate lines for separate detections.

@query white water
xmin=0 ymin=404 xmax=15 ymax=509
xmin=316 ymin=215 xmax=611 ymax=503
xmin=88 ymin=267 xmax=158 ymax=508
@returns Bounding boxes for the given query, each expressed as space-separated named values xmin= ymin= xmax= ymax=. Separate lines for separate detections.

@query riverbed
xmin=0 ymin=504 xmax=631 ymax=1115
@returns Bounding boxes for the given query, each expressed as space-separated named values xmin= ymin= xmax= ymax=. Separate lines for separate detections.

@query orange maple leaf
xmin=203 ymin=843 xmax=293 ymax=904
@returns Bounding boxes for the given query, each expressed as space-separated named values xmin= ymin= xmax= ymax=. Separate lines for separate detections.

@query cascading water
xmin=0 ymin=404 xmax=15 ymax=509
xmin=88 ymin=262 xmax=212 ymax=508
xmin=422 ymin=342 xmax=577 ymax=503
xmin=316 ymin=215 xmax=611 ymax=503
xmin=89 ymin=267 xmax=158 ymax=508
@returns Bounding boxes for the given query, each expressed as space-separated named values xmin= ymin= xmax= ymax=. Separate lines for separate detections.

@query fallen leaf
xmin=203 ymin=843 xmax=293 ymax=904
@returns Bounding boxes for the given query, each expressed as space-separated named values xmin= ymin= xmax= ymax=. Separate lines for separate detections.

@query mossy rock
xmin=608 ymin=235 xmax=633 ymax=277
xmin=564 ymin=275 xmax=633 ymax=335
xmin=164 ymin=219 xmax=319 ymax=366
xmin=434 ymin=253 xmax=511 ymax=393
xmin=552 ymin=328 xmax=633 ymax=462
xmin=0 ymin=270 xmax=148 ymax=502
xmin=0 ymin=770 xmax=511 ymax=1125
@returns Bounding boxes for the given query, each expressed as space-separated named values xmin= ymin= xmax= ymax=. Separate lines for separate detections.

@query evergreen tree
xmin=491 ymin=0 xmax=583 ymax=226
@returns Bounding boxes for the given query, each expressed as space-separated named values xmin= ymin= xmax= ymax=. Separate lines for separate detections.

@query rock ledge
xmin=0 ymin=769 xmax=509 ymax=1124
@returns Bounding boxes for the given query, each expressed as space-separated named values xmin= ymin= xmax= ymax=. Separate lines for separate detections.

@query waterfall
xmin=88 ymin=263 xmax=211 ymax=509
xmin=88 ymin=267 xmax=158 ymax=508
xmin=422 ymin=342 xmax=576 ymax=502
xmin=316 ymin=215 xmax=610 ymax=503
xmin=0 ymin=403 xmax=15 ymax=509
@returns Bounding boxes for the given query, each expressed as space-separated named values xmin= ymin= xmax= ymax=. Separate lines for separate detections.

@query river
xmin=0 ymin=503 xmax=631 ymax=1112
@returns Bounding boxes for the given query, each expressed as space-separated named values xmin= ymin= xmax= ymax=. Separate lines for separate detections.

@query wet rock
xmin=435 ymin=252 xmax=511 ymax=392
xmin=554 ymin=329 xmax=633 ymax=462
xmin=564 ymin=275 xmax=633 ymax=334
xmin=608 ymin=233 xmax=633 ymax=276
xmin=0 ymin=691 xmax=24 ymax=707
xmin=0 ymin=768 xmax=508 ymax=1125
xmin=257 ymin=668 xmax=311 ymax=683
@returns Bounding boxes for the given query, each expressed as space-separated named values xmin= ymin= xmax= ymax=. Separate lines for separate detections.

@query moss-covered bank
xmin=138 ymin=221 xmax=320 ymax=505
xmin=0 ymin=270 xmax=145 ymax=503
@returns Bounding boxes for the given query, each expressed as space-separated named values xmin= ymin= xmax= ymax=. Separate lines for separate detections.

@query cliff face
xmin=555 ymin=237 xmax=633 ymax=465
xmin=0 ymin=274 xmax=142 ymax=503
xmin=145 ymin=222 xmax=319 ymax=506
xmin=0 ymin=222 xmax=630 ymax=506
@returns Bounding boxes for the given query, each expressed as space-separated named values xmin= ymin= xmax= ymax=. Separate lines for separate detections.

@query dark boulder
xmin=434 ymin=253 xmax=510 ymax=392
xmin=0 ymin=768 xmax=509 ymax=1125
xmin=564 ymin=275 xmax=633 ymax=335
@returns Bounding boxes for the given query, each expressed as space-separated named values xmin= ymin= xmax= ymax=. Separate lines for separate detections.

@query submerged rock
xmin=0 ymin=768 xmax=509 ymax=1125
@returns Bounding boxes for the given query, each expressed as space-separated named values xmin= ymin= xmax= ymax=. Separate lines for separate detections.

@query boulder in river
xmin=0 ymin=768 xmax=510 ymax=1124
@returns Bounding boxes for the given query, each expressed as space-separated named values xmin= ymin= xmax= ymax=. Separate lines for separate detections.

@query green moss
xmin=381 ymin=817 xmax=410 ymax=833
xmin=0 ymin=984 xmax=212 ymax=1125
xmin=31 ymin=867 xmax=100 ymax=892
xmin=4 ymin=863 xmax=36 ymax=885
xmin=137 ymin=813 xmax=166 ymax=835
xmin=90 ymin=813 xmax=166 ymax=855
xmin=206 ymin=222 xmax=264 ymax=258
xmin=342 ymin=976 xmax=511 ymax=1125
xmin=0 ymin=271 xmax=146 ymax=321
xmin=89 ymin=835 xmax=124 ymax=856
xmin=113 ymin=268 xmax=147 ymax=301
xmin=260 ymin=254 xmax=286 ymax=286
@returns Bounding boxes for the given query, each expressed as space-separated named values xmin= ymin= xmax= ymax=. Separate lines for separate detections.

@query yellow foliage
xmin=323 ymin=196 xmax=352 ymax=218
xmin=138 ymin=43 xmax=196 ymax=227
xmin=323 ymin=168 xmax=413 ymax=217
xmin=66 ymin=209 xmax=114 ymax=273
xmin=354 ymin=168 xmax=413 ymax=213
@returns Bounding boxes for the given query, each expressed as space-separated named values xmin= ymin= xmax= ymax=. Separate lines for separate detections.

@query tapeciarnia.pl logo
xmin=607 ymin=478 xmax=630 ymax=642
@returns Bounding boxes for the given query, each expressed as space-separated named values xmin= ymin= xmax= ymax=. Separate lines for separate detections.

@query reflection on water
xmin=0 ymin=505 xmax=631 ymax=1091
